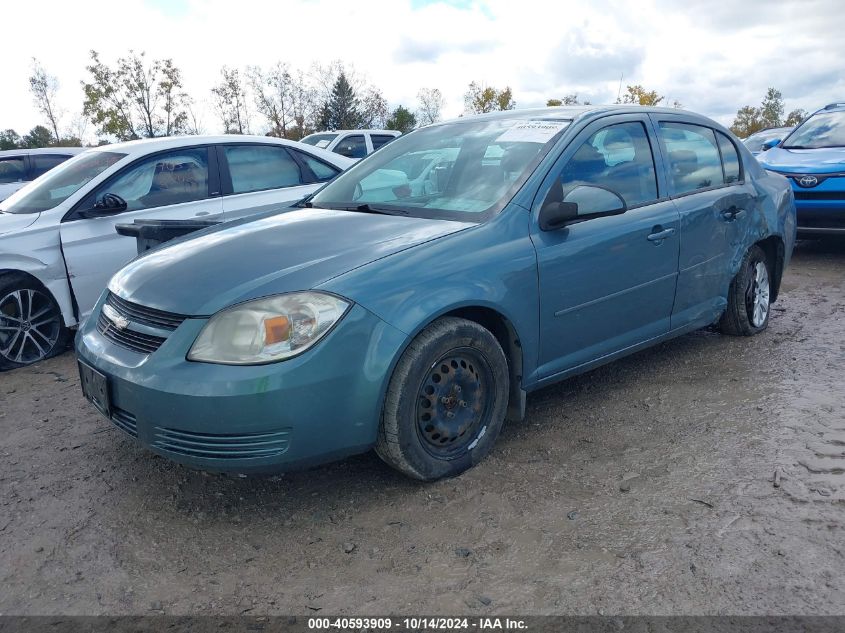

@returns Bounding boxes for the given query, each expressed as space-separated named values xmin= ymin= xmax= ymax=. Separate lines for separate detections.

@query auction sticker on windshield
xmin=496 ymin=120 xmax=569 ymax=144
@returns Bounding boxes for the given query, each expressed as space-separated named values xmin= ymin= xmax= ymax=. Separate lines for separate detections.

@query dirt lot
xmin=1 ymin=239 xmax=843 ymax=616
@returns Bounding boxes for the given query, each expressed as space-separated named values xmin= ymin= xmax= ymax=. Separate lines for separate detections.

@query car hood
xmin=758 ymin=146 xmax=845 ymax=173
xmin=0 ymin=211 xmax=39 ymax=236
xmin=109 ymin=208 xmax=471 ymax=316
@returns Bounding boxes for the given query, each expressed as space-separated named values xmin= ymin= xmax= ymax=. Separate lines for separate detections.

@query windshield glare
xmin=782 ymin=111 xmax=845 ymax=149
xmin=300 ymin=133 xmax=339 ymax=149
xmin=309 ymin=118 xmax=570 ymax=220
xmin=1 ymin=151 xmax=125 ymax=214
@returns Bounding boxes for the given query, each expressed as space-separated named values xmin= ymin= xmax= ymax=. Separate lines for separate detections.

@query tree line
xmin=1 ymin=51 xmax=814 ymax=150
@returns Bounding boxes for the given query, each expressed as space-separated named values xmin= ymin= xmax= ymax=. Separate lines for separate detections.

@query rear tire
xmin=718 ymin=244 xmax=772 ymax=336
xmin=376 ymin=317 xmax=509 ymax=481
xmin=0 ymin=273 xmax=69 ymax=370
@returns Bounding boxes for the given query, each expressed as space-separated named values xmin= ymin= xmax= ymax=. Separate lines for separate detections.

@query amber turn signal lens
xmin=264 ymin=315 xmax=291 ymax=345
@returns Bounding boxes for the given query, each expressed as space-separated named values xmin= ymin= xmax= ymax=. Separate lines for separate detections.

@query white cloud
xmin=1 ymin=0 xmax=843 ymax=139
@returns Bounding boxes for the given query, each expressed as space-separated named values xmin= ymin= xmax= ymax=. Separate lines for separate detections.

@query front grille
xmin=152 ymin=426 xmax=291 ymax=460
xmin=97 ymin=312 xmax=167 ymax=354
xmin=105 ymin=292 xmax=188 ymax=330
xmin=794 ymin=191 xmax=845 ymax=201
xmin=111 ymin=408 xmax=138 ymax=437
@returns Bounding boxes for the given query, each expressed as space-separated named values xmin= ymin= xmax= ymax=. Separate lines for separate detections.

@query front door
xmin=60 ymin=146 xmax=222 ymax=320
xmin=531 ymin=115 xmax=680 ymax=379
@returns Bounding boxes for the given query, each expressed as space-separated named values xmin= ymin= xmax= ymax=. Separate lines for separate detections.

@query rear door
xmin=531 ymin=114 xmax=680 ymax=378
xmin=217 ymin=143 xmax=332 ymax=221
xmin=652 ymin=117 xmax=757 ymax=328
xmin=59 ymin=146 xmax=222 ymax=320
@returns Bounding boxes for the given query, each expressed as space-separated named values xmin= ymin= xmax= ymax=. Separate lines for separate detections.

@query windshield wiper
xmin=337 ymin=204 xmax=410 ymax=216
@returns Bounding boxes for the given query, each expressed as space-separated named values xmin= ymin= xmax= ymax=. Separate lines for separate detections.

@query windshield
xmin=300 ymin=133 xmax=339 ymax=149
xmin=308 ymin=117 xmax=570 ymax=221
xmin=782 ymin=110 xmax=845 ymax=149
xmin=1 ymin=151 xmax=125 ymax=214
xmin=743 ymin=128 xmax=789 ymax=152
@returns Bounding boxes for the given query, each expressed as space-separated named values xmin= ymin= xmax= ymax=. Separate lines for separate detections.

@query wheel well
xmin=0 ymin=269 xmax=53 ymax=296
xmin=755 ymin=236 xmax=785 ymax=302
xmin=442 ymin=306 xmax=526 ymax=421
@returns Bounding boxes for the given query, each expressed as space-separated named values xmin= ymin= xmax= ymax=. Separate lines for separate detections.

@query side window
xmin=0 ymin=157 xmax=27 ymax=183
xmin=224 ymin=145 xmax=303 ymax=194
xmin=558 ymin=121 xmax=658 ymax=208
xmin=30 ymin=154 xmax=70 ymax=179
xmin=371 ymin=134 xmax=396 ymax=151
xmin=98 ymin=148 xmax=209 ymax=211
xmin=658 ymin=122 xmax=723 ymax=195
xmin=716 ymin=132 xmax=741 ymax=184
xmin=292 ymin=150 xmax=340 ymax=182
xmin=333 ymin=135 xmax=367 ymax=159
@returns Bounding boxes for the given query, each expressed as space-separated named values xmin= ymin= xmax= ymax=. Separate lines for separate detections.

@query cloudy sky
xmin=2 ymin=0 xmax=844 ymax=140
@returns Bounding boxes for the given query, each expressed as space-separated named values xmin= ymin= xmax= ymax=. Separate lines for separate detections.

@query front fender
xmin=320 ymin=204 xmax=541 ymax=384
xmin=0 ymin=232 xmax=77 ymax=327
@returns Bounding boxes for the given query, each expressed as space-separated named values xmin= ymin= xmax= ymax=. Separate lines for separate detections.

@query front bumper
xmin=788 ymin=176 xmax=845 ymax=234
xmin=75 ymin=299 xmax=409 ymax=473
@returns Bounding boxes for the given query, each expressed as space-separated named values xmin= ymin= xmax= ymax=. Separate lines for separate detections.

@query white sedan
xmin=0 ymin=135 xmax=353 ymax=369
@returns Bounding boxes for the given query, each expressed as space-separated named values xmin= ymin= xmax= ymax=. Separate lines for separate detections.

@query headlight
xmin=187 ymin=292 xmax=350 ymax=365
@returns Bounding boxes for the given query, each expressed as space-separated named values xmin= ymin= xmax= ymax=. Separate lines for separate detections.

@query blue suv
xmin=757 ymin=103 xmax=845 ymax=236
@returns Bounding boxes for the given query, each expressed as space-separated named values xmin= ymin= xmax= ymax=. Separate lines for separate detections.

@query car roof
xmin=433 ymin=105 xmax=725 ymax=127
xmin=0 ymin=147 xmax=87 ymax=158
xmin=304 ymin=129 xmax=401 ymax=136
xmin=85 ymin=134 xmax=355 ymax=167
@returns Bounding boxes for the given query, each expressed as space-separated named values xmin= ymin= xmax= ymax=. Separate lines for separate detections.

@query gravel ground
xmin=1 ymin=238 xmax=843 ymax=616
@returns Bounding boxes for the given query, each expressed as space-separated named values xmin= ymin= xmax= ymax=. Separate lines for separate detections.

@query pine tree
xmin=327 ymin=73 xmax=361 ymax=130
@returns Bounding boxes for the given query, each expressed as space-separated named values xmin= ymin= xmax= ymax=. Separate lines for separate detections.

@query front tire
xmin=0 ymin=273 xmax=69 ymax=370
xmin=718 ymin=244 xmax=772 ymax=336
xmin=376 ymin=317 xmax=509 ymax=481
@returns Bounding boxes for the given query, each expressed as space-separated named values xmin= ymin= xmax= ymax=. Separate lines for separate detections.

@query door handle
xmin=194 ymin=211 xmax=210 ymax=216
xmin=721 ymin=206 xmax=745 ymax=221
xmin=647 ymin=227 xmax=676 ymax=242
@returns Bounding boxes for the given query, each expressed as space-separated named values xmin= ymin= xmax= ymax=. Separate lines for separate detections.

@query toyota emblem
xmin=798 ymin=175 xmax=819 ymax=188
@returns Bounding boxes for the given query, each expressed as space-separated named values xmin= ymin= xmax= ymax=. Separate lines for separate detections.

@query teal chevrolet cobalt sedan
xmin=76 ymin=106 xmax=796 ymax=481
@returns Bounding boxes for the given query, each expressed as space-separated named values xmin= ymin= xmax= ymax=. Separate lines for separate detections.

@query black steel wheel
xmin=376 ymin=317 xmax=509 ymax=481
xmin=416 ymin=348 xmax=494 ymax=459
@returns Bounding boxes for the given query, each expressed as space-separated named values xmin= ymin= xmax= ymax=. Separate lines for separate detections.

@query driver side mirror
xmin=80 ymin=193 xmax=127 ymax=219
xmin=761 ymin=138 xmax=781 ymax=151
xmin=539 ymin=185 xmax=627 ymax=231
